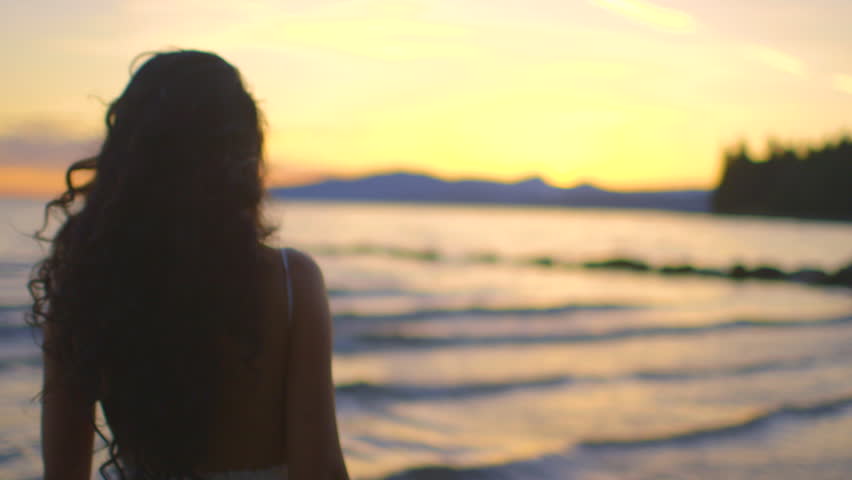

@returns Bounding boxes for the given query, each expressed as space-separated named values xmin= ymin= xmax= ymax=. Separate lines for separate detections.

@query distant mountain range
xmin=269 ymin=172 xmax=710 ymax=212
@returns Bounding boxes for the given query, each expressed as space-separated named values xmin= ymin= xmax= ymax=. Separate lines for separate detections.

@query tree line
xmin=712 ymin=134 xmax=852 ymax=220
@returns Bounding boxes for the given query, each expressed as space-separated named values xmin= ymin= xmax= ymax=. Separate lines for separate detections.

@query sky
xmin=1 ymin=0 xmax=852 ymax=196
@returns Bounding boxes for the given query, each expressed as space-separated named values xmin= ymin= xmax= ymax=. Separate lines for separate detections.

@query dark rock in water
xmin=390 ymin=248 xmax=439 ymax=261
xmin=352 ymin=244 xmax=381 ymax=255
xmin=468 ymin=252 xmax=499 ymax=263
xmin=583 ymin=259 xmax=650 ymax=272
xmin=313 ymin=245 xmax=339 ymax=255
xmin=827 ymin=264 xmax=852 ymax=287
xmin=659 ymin=265 xmax=696 ymax=275
xmin=383 ymin=465 xmax=492 ymax=480
xmin=415 ymin=249 xmax=440 ymax=262
xmin=530 ymin=256 xmax=555 ymax=267
xmin=729 ymin=264 xmax=749 ymax=280
xmin=695 ymin=268 xmax=725 ymax=277
xmin=726 ymin=265 xmax=786 ymax=281
xmin=748 ymin=266 xmax=786 ymax=281
xmin=789 ymin=269 xmax=830 ymax=284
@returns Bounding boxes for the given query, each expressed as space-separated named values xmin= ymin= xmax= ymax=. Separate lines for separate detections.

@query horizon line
xmin=266 ymin=169 xmax=712 ymax=193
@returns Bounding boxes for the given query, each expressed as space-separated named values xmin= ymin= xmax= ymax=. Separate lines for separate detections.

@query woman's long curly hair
xmin=27 ymin=50 xmax=274 ymax=479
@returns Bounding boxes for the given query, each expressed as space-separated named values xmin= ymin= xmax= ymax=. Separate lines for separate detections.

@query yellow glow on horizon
xmin=0 ymin=166 xmax=66 ymax=198
xmin=261 ymin=54 xmax=721 ymax=189
xmin=2 ymin=0 xmax=852 ymax=196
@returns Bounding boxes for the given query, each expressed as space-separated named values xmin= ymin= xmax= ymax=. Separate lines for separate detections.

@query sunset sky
xmin=2 ymin=0 xmax=852 ymax=196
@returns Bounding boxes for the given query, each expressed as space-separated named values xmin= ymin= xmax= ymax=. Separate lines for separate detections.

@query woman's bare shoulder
xmin=281 ymin=247 xmax=349 ymax=478
xmin=258 ymin=246 xmax=323 ymax=285
xmin=281 ymin=248 xmax=324 ymax=285
xmin=276 ymin=247 xmax=329 ymax=325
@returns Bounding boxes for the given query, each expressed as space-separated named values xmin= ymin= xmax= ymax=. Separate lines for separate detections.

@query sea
xmin=2 ymin=198 xmax=852 ymax=480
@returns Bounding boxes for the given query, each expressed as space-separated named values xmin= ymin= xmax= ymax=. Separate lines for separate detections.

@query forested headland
xmin=712 ymin=134 xmax=852 ymax=221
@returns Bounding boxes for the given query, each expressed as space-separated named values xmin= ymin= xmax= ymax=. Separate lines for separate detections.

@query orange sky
xmin=2 ymin=0 xmax=852 ymax=197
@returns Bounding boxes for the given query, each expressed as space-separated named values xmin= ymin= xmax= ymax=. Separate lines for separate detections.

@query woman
xmin=28 ymin=50 xmax=350 ymax=480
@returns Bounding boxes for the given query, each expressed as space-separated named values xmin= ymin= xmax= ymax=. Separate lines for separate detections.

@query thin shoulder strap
xmin=280 ymin=248 xmax=294 ymax=324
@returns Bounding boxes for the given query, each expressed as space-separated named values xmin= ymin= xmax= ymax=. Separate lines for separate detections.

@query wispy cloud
xmin=587 ymin=0 xmax=697 ymax=34
xmin=274 ymin=18 xmax=477 ymax=60
xmin=742 ymin=44 xmax=806 ymax=77
xmin=175 ymin=0 xmax=480 ymax=61
xmin=0 ymin=126 xmax=98 ymax=196
xmin=832 ymin=74 xmax=852 ymax=95
xmin=0 ymin=128 xmax=98 ymax=168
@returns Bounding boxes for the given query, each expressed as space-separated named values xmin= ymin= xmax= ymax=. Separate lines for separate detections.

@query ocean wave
xmin=335 ymin=353 xmax=843 ymax=402
xmin=334 ymin=303 xmax=631 ymax=324
xmin=306 ymin=243 xmax=852 ymax=288
xmin=0 ymin=304 xmax=29 ymax=331
xmin=0 ymin=323 xmax=34 ymax=341
xmin=381 ymin=464 xmax=507 ymax=480
xmin=578 ymin=394 xmax=852 ymax=450
xmin=337 ymin=376 xmax=571 ymax=401
xmin=0 ymin=303 xmax=28 ymax=313
xmin=0 ymin=261 xmax=33 ymax=275
xmin=380 ymin=395 xmax=852 ymax=480
xmin=327 ymin=288 xmax=426 ymax=298
xmin=353 ymin=315 xmax=852 ymax=350
xmin=0 ymin=354 xmax=41 ymax=372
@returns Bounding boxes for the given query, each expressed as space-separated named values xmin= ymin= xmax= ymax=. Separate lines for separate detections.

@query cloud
xmin=273 ymin=18 xmax=478 ymax=60
xmin=742 ymin=44 xmax=806 ymax=77
xmin=587 ymin=0 xmax=697 ymax=34
xmin=832 ymin=74 xmax=852 ymax=95
xmin=0 ymin=128 xmax=99 ymax=168
xmin=167 ymin=0 xmax=482 ymax=61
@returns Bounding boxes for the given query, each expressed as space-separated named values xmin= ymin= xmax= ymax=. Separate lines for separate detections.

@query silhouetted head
xmin=29 ymin=50 xmax=274 ymax=479
xmin=95 ymin=50 xmax=265 ymax=213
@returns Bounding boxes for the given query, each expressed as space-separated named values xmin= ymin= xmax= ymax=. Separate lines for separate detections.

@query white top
xmin=116 ymin=465 xmax=288 ymax=480
xmin=203 ymin=465 xmax=288 ymax=480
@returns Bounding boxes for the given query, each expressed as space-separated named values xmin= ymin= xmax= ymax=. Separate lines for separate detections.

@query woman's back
xmin=94 ymin=246 xmax=347 ymax=479
xmin=199 ymin=246 xmax=347 ymax=478
xmin=199 ymin=246 xmax=292 ymax=473
xmin=30 ymin=50 xmax=349 ymax=480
